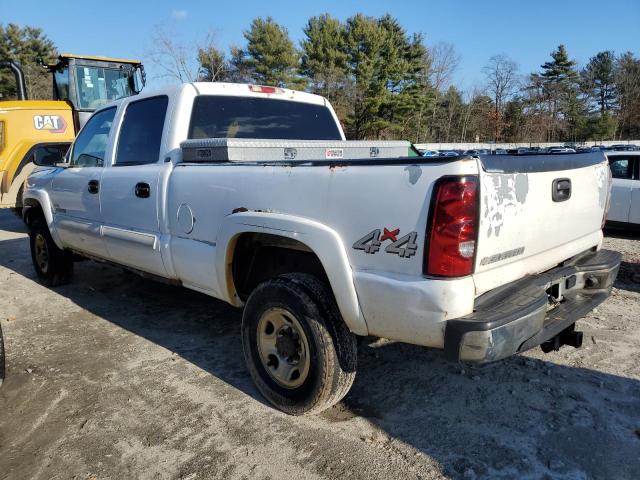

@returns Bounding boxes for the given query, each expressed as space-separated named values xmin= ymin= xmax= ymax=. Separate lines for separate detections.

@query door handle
xmin=135 ymin=182 xmax=151 ymax=198
xmin=88 ymin=179 xmax=99 ymax=194
xmin=552 ymin=178 xmax=571 ymax=202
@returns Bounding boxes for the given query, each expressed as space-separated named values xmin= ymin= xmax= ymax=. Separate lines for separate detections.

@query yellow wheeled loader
xmin=0 ymin=54 xmax=145 ymax=213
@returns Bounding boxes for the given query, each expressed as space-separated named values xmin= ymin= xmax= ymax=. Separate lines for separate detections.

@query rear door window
xmin=188 ymin=95 xmax=342 ymax=140
xmin=115 ymin=96 xmax=168 ymax=165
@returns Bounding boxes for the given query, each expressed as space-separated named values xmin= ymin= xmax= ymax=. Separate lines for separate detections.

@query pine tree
xmin=341 ymin=14 xmax=429 ymax=139
xmin=198 ymin=46 xmax=230 ymax=82
xmin=343 ymin=14 xmax=386 ymax=139
xmin=300 ymin=14 xmax=348 ymax=98
xmin=582 ymin=51 xmax=617 ymax=114
xmin=0 ymin=23 xmax=57 ymax=100
xmin=231 ymin=17 xmax=304 ymax=89
xmin=535 ymin=45 xmax=584 ymax=141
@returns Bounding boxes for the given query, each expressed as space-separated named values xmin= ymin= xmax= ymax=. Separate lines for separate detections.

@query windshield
xmin=188 ymin=95 xmax=343 ymax=140
xmin=76 ymin=66 xmax=133 ymax=110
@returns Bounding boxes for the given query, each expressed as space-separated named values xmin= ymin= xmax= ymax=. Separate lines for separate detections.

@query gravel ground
xmin=0 ymin=209 xmax=639 ymax=480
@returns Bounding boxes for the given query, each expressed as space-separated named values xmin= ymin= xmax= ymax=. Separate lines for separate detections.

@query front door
xmin=49 ymin=107 xmax=117 ymax=257
xmin=99 ymin=96 xmax=169 ymax=276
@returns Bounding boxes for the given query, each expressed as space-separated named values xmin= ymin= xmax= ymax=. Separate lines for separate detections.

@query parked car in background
xmin=438 ymin=151 xmax=459 ymax=157
xmin=494 ymin=148 xmax=507 ymax=155
xmin=606 ymin=151 xmax=640 ymax=228
xmin=548 ymin=147 xmax=577 ymax=154
xmin=421 ymin=150 xmax=439 ymax=157
xmin=610 ymin=144 xmax=638 ymax=151
xmin=463 ymin=149 xmax=490 ymax=156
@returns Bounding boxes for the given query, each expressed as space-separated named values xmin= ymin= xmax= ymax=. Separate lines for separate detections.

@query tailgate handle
xmin=552 ymin=178 xmax=571 ymax=202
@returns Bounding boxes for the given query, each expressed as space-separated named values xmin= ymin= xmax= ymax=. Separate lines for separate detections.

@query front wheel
xmin=29 ymin=217 xmax=73 ymax=286
xmin=242 ymin=273 xmax=357 ymax=415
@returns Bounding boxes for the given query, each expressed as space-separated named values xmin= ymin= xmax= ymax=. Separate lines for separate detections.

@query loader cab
xmin=48 ymin=54 xmax=145 ymax=130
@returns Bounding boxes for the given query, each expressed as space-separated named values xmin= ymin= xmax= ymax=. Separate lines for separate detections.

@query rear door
xmin=473 ymin=153 xmax=610 ymax=294
xmin=49 ymin=107 xmax=116 ymax=257
xmin=99 ymin=96 xmax=169 ymax=276
xmin=607 ymin=155 xmax=634 ymax=223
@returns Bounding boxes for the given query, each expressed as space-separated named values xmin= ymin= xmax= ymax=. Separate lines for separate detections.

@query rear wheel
xmin=29 ymin=217 xmax=73 ymax=286
xmin=242 ymin=273 xmax=357 ymax=415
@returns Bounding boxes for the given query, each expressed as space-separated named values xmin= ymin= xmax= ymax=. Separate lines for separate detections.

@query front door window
xmin=70 ymin=107 xmax=116 ymax=167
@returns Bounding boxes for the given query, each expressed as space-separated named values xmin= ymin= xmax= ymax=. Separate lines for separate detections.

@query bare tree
xmin=427 ymin=42 xmax=460 ymax=140
xmin=147 ymin=26 xmax=229 ymax=84
xmin=460 ymin=85 xmax=483 ymax=142
xmin=147 ymin=26 xmax=197 ymax=83
xmin=616 ymin=52 xmax=640 ymax=139
xmin=197 ymin=32 xmax=230 ymax=82
xmin=483 ymin=54 xmax=519 ymax=141
xmin=429 ymin=42 xmax=460 ymax=91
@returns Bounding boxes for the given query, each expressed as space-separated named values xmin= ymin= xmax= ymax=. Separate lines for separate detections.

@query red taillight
xmin=248 ymin=85 xmax=284 ymax=94
xmin=425 ymin=177 xmax=479 ymax=277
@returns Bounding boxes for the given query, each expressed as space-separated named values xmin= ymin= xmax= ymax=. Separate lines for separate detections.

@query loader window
xmin=53 ymin=68 xmax=69 ymax=100
xmin=188 ymin=95 xmax=342 ymax=140
xmin=76 ymin=66 xmax=134 ymax=110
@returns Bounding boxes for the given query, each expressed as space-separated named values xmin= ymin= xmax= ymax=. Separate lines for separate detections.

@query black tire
xmin=29 ymin=216 xmax=73 ymax=286
xmin=12 ymin=185 xmax=23 ymax=219
xmin=242 ymin=273 xmax=357 ymax=415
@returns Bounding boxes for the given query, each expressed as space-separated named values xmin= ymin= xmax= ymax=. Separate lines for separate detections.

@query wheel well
xmin=22 ymin=199 xmax=44 ymax=228
xmin=231 ymin=233 xmax=329 ymax=301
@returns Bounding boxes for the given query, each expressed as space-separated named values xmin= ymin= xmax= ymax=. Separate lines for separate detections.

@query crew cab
xmin=22 ymin=83 xmax=620 ymax=414
xmin=606 ymin=151 xmax=640 ymax=228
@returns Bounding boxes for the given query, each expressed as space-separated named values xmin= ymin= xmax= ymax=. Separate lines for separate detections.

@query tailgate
xmin=473 ymin=153 xmax=610 ymax=294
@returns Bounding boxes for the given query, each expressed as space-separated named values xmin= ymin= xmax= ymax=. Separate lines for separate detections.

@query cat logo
xmin=33 ymin=115 xmax=67 ymax=134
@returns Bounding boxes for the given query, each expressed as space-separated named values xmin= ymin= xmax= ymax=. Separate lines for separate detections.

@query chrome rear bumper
xmin=444 ymin=249 xmax=621 ymax=363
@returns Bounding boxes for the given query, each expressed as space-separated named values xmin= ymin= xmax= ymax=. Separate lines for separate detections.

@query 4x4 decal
xmin=353 ymin=228 xmax=418 ymax=258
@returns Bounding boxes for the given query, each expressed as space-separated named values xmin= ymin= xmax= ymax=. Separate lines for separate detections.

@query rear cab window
xmin=188 ymin=96 xmax=342 ymax=140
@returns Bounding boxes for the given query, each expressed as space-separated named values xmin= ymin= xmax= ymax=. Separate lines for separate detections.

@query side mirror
xmin=33 ymin=144 xmax=70 ymax=167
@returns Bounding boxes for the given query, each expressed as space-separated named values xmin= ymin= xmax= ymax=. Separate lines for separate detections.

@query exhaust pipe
xmin=1 ymin=61 xmax=28 ymax=100
xmin=541 ymin=324 xmax=583 ymax=353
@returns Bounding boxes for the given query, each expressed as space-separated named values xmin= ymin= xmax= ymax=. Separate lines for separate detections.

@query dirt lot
xmin=0 ymin=209 xmax=639 ymax=480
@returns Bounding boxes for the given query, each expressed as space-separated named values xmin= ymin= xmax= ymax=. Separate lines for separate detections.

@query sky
xmin=3 ymin=0 xmax=640 ymax=91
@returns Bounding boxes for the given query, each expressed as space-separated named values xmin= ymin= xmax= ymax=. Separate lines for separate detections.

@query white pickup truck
xmin=23 ymin=82 xmax=621 ymax=414
xmin=606 ymin=151 xmax=640 ymax=227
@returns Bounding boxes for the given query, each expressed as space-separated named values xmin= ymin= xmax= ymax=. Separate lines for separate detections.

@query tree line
xmin=2 ymin=17 xmax=640 ymax=142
